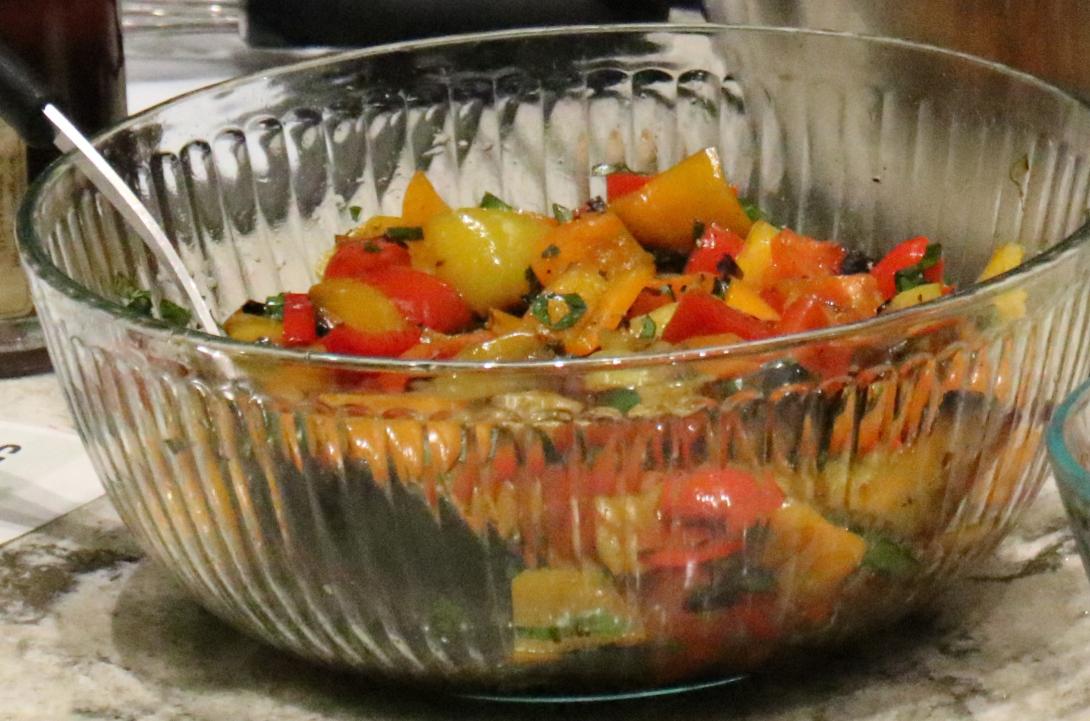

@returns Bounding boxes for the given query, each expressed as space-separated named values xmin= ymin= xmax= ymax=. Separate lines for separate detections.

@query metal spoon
xmin=0 ymin=40 xmax=222 ymax=336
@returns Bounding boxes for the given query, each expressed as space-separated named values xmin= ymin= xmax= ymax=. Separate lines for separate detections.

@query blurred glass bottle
xmin=0 ymin=0 xmax=125 ymax=377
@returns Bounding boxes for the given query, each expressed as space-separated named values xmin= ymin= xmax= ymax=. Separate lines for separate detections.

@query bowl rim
xmin=18 ymin=22 xmax=1090 ymax=373
xmin=1048 ymin=377 xmax=1090 ymax=502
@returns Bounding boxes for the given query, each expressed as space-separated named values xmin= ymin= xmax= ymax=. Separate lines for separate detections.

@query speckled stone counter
xmin=3 ymin=372 xmax=1090 ymax=721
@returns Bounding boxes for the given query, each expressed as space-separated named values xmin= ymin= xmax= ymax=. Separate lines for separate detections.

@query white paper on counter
xmin=0 ymin=421 xmax=104 ymax=545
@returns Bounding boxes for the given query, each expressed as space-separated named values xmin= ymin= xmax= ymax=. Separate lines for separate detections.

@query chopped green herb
xmin=920 ymin=242 xmax=943 ymax=270
xmin=516 ymin=609 xmax=632 ymax=642
xmin=591 ymin=162 xmax=632 ymax=176
xmin=862 ymin=536 xmax=920 ymax=577
xmin=264 ymin=293 xmax=286 ymax=320
xmin=122 ymin=290 xmax=152 ymax=316
xmin=552 ymin=203 xmax=574 ymax=223
xmin=685 ymin=556 xmax=777 ymax=612
xmin=363 ymin=240 xmax=382 ymax=253
xmin=480 ymin=192 xmax=513 ymax=211
xmin=692 ymin=220 xmax=706 ymax=241
xmin=530 ymin=292 xmax=587 ymax=330
xmin=349 ymin=205 xmax=363 ymax=221
xmin=113 ymin=275 xmax=192 ymax=327
xmin=385 ymin=225 xmax=424 ymax=241
xmin=516 ymin=625 xmax=563 ymax=643
xmin=598 ymin=388 xmax=641 ymax=414
xmin=638 ymin=316 xmax=656 ymax=340
xmin=740 ymin=199 xmax=766 ymax=223
xmin=540 ymin=244 xmax=561 ymax=259
xmin=894 ymin=243 xmax=943 ymax=293
xmin=160 ymin=300 xmax=193 ymax=327
xmin=894 ymin=267 xmax=925 ymax=293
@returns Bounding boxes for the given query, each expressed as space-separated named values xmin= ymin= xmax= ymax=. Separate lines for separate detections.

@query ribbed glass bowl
xmin=18 ymin=25 xmax=1090 ymax=694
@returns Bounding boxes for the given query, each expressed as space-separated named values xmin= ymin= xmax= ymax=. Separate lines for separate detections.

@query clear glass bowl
xmin=1047 ymin=380 xmax=1090 ymax=584
xmin=18 ymin=25 xmax=1090 ymax=694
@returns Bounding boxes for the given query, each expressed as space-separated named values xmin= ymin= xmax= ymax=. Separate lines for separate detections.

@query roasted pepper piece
xmin=417 ymin=208 xmax=552 ymax=313
xmin=762 ymin=504 xmax=866 ymax=609
xmin=610 ymin=148 xmax=753 ymax=252
xmin=735 ymin=220 xmax=779 ymax=288
xmin=281 ymin=293 xmax=317 ymax=346
xmin=401 ymin=170 xmax=450 ymax=226
xmin=662 ymin=290 xmax=772 ymax=343
xmin=323 ymin=237 xmax=411 ymax=280
xmin=725 ymin=280 xmax=781 ymax=322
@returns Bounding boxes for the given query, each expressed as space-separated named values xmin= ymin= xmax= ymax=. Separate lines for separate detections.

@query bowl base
xmin=456 ymin=674 xmax=746 ymax=704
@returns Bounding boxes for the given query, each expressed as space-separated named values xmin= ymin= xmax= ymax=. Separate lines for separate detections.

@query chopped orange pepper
xmin=402 ymin=170 xmax=450 ymax=226
xmin=610 ymin=148 xmax=753 ymax=252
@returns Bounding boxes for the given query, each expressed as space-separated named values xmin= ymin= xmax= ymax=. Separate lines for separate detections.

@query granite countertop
xmin=2 ymin=372 xmax=1090 ymax=721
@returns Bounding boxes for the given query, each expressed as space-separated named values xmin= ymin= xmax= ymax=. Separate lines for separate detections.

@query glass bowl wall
xmin=19 ymin=26 xmax=1090 ymax=693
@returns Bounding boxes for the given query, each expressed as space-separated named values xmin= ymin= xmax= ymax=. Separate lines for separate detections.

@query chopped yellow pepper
xmin=736 ymin=220 xmax=779 ymax=288
xmin=978 ymin=243 xmax=1027 ymax=319
xmin=888 ymin=282 xmax=944 ymax=310
xmin=978 ymin=243 xmax=1024 ymax=282
xmin=726 ymin=280 xmax=781 ymax=321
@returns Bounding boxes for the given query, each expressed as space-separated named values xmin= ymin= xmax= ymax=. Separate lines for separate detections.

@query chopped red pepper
xmin=662 ymin=290 xmax=772 ymax=343
xmin=684 ymin=223 xmax=745 ymax=275
xmin=660 ymin=467 xmax=785 ymax=530
xmin=775 ymin=274 xmax=884 ymax=324
xmin=775 ymin=296 xmax=833 ymax=335
xmin=627 ymin=287 xmax=673 ymax=318
xmin=767 ymin=228 xmax=846 ymax=283
xmin=605 ymin=171 xmax=652 ymax=202
xmin=321 ymin=324 xmax=421 ymax=357
xmin=870 ymin=236 xmax=930 ymax=299
xmin=642 ymin=540 xmax=744 ymax=569
xmin=924 ymin=258 xmax=946 ymax=285
xmin=281 ymin=293 xmax=317 ymax=346
xmin=323 ymin=237 xmax=411 ymax=280
xmin=360 ymin=266 xmax=474 ymax=333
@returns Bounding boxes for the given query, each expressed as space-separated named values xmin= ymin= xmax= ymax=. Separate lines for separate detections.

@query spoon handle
xmin=0 ymin=38 xmax=56 ymax=148
xmin=0 ymin=38 xmax=224 ymax=337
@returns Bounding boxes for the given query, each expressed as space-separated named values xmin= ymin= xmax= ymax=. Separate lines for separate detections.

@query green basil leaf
xmin=515 ymin=609 xmax=632 ymax=642
xmin=160 ymin=300 xmax=192 ymax=327
xmin=264 ymin=293 xmax=286 ymax=321
xmin=349 ymin=205 xmax=362 ymax=221
xmin=385 ymin=226 xmax=424 ymax=241
xmin=590 ymin=162 xmax=632 ymax=176
xmin=862 ymin=536 xmax=920 ymax=577
xmin=114 ymin=275 xmax=191 ymax=327
xmin=598 ymin=388 xmax=641 ymax=414
xmin=552 ymin=203 xmax=574 ymax=223
xmin=740 ymin=199 xmax=766 ymax=222
xmin=894 ymin=266 xmax=926 ymax=293
xmin=919 ymin=243 xmax=943 ymax=270
xmin=530 ymin=292 xmax=587 ymax=330
xmin=479 ymin=192 xmax=513 ymax=211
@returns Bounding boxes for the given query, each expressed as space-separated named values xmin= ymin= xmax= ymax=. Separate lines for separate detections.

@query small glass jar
xmin=0 ymin=0 xmax=126 ymax=377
